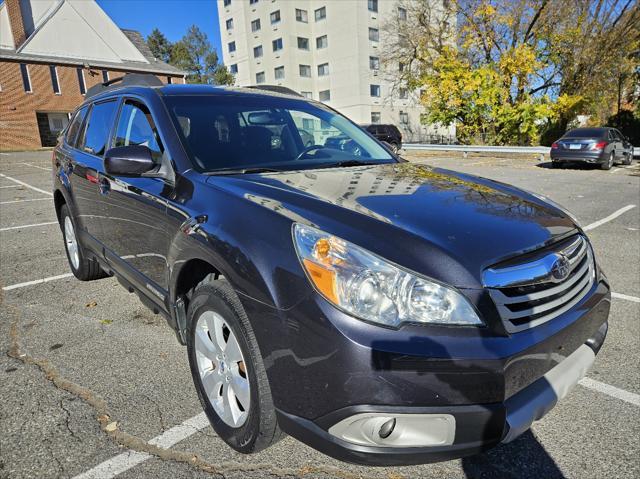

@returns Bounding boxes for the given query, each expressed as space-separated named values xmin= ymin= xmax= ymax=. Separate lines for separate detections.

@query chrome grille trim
xmin=484 ymin=235 xmax=595 ymax=333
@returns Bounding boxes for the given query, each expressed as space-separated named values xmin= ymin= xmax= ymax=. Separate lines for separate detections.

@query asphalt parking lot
xmin=1 ymin=150 xmax=639 ymax=479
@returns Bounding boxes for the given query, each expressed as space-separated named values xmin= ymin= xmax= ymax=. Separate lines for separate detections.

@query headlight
xmin=292 ymin=223 xmax=483 ymax=328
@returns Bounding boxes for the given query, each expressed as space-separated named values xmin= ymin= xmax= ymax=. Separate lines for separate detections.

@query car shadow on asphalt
xmin=461 ymin=430 xmax=565 ymax=479
xmin=536 ymin=161 xmax=595 ymax=170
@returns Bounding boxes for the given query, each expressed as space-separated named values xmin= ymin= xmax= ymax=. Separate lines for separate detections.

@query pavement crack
xmin=4 ymin=300 xmax=375 ymax=479
xmin=59 ymin=398 xmax=79 ymax=440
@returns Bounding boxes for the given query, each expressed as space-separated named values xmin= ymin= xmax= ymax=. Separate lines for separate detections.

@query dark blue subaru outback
xmin=53 ymin=75 xmax=610 ymax=466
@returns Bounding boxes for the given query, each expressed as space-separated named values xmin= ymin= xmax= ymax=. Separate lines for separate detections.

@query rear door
xmin=100 ymin=98 xmax=172 ymax=297
xmin=68 ymin=99 xmax=119 ymax=251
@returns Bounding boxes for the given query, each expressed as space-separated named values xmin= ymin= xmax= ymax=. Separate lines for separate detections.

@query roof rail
xmin=245 ymin=85 xmax=303 ymax=97
xmin=85 ymin=73 xmax=164 ymax=99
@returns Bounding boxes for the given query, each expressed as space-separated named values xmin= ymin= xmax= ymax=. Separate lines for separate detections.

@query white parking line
xmin=583 ymin=204 xmax=637 ymax=231
xmin=579 ymin=378 xmax=640 ymax=407
xmin=71 ymin=413 xmax=209 ymax=479
xmin=20 ymin=162 xmax=51 ymax=171
xmin=612 ymin=292 xmax=640 ymax=303
xmin=0 ymin=185 xmax=21 ymax=189
xmin=0 ymin=221 xmax=58 ymax=232
xmin=0 ymin=197 xmax=51 ymax=205
xmin=2 ymin=273 xmax=73 ymax=291
xmin=0 ymin=173 xmax=52 ymax=196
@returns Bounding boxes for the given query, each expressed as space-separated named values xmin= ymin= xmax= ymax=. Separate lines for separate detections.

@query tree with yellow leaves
xmin=383 ymin=0 xmax=639 ymax=145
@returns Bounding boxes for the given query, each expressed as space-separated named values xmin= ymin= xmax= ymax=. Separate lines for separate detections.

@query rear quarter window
xmin=65 ymin=106 xmax=88 ymax=147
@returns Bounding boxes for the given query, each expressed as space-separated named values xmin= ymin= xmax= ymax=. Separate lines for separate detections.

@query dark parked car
xmin=551 ymin=127 xmax=634 ymax=170
xmin=361 ymin=123 xmax=403 ymax=153
xmin=53 ymin=75 xmax=610 ymax=466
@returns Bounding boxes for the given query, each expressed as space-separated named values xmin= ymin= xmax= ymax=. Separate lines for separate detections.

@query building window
xmin=167 ymin=76 xmax=172 ymax=84
xmin=230 ymin=64 xmax=238 ymax=74
xmin=301 ymin=91 xmax=313 ymax=99
xmin=274 ymin=66 xmax=285 ymax=80
xmin=253 ymin=45 xmax=263 ymax=58
xmin=371 ymin=112 xmax=381 ymax=123
xmin=77 ymin=67 xmax=86 ymax=95
xmin=272 ymin=38 xmax=283 ymax=51
xmin=315 ymin=6 xmax=326 ymax=21
xmin=399 ymin=88 xmax=408 ymax=99
xmin=297 ymin=37 xmax=309 ymax=50
xmin=223 ymin=0 xmax=231 ymax=6
xmin=251 ymin=19 xmax=261 ymax=32
xmin=256 ymin=71 xmax=265 ymax=83
xmin=317 ymin=63 xmax=329 ymax=76
xmin=400 ymin=111 xmax=409 ymax=124
xmin=299 ymin=64 xmax=311 ymax=77
xmin=368 ymin=0 xmax=378 ymax=13
xmin=270 ymin=10 xmax=281 ymax=24
xmin=102 ymin=70 xmax=109 ymax=82
xmin=296 ymin=8 xmax=308 ymax=22
xmin=228 ymin=41 xmax=236 ymax=53
xmin=319 ymin=89 xmax=330 ymax=101
xmin=19 ymin=64 xmax=31 ymax=92
xmin=316 ymin=35 xmax=328 ymax=49
xmin=226 ymin=18 xmax=234 ymax=30
xmin=49 ymin=65 xmax=60 ymax=94
xmin=250 ymin=0 xmax=258 ymax=4
xmin=370 ymin=84 xmax=380 ymax=97
xmin=369 ymin=28 xmax=379 ymax=42
xmin=302 ymin=118 xmax=315 ymax=130
xmin=369 ymin=56 xmax=380 ymax=70
xmin=398 ymin=7 xmax=407 ymax=20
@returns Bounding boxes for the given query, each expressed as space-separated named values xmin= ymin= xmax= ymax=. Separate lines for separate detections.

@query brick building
xmin=0 ymin=0 xmax=185 ymax=150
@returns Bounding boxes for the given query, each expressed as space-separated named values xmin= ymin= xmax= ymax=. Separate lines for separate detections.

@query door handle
xmin=99 ymin=177 xmax=111 ymax=195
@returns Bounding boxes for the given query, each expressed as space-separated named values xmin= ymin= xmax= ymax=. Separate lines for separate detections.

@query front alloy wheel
xmin=195 ymin=310 xmax=250 ymax=428
xmin=186 ymin=277 xmax=282 ymax=453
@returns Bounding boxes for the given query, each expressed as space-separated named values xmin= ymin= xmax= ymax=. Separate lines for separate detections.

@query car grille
xmin=483 ymin=235 xmax=595 ymax=333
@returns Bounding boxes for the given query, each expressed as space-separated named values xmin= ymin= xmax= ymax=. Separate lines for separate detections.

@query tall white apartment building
xmin=217 ymin=0 xmax=455 ymax=142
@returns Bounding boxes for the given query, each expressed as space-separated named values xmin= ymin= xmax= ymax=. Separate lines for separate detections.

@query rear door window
xmin=114 ymin=100 xmax=164 ymax=163
xmin=77 ymin=100 xmax=118 ymax=156
xmin=65 ymin=106 xmax=88 ymax=147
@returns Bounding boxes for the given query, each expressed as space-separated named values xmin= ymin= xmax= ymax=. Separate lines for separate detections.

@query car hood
xmin=207 ymin=162 xmax=577 ymax=288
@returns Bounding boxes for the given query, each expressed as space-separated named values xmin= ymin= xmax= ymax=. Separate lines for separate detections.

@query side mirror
xmin=104 ymin=145 xmax=156 ymax=177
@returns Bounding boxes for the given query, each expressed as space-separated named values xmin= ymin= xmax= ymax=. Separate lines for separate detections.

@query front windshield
xmin=164 ymin=94 xmax=394 ymax=172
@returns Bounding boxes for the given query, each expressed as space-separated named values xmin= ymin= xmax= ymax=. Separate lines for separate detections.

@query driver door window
xmin=114 ymin=100 xmax=164 ymax=163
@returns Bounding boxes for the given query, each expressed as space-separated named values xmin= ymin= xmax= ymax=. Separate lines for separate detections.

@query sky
xmin=96 ymin=0 xmax=222 ymax=57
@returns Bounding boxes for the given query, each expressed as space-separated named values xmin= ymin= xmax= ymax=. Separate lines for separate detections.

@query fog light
xmin=378 ymin=418 xmax=396 ymax=439
xmin=328 ymin=413 xmax=456 ymax=448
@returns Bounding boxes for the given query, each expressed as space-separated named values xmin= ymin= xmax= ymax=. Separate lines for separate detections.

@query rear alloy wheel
xmin=623 ymin=151 xmax=632 ymax=165
xmin=59 ymin=204 xmax=106 ymax=281
xmin=601 ymin=151 xmax=614 ymax=170
xmin=187 ymin=277 xmax=283 ymax=453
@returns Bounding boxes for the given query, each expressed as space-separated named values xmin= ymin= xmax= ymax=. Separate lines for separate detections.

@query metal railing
xmin=403 ymin=144 xmax=550 ymax=155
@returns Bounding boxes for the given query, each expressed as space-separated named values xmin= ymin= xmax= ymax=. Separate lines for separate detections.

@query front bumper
xmin=240 ymin=279 xmax=610 ymax=465
xmin=275 ymin=322 xmax=607 ymax=466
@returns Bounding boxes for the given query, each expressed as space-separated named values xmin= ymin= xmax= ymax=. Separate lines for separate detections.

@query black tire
xmin=59 ymin=204 xmax=106 ymax=281
xmin=600 ymin=152 xmax=614 ymax=170
xmin=186 ymin=276 xmax=283 ymax=453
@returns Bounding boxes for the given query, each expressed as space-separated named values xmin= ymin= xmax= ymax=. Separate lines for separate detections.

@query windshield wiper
xmin=318 ymin=160 xmax=383 ymax=169
xmin=205 ymin=167 xmax=281 ymax=176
